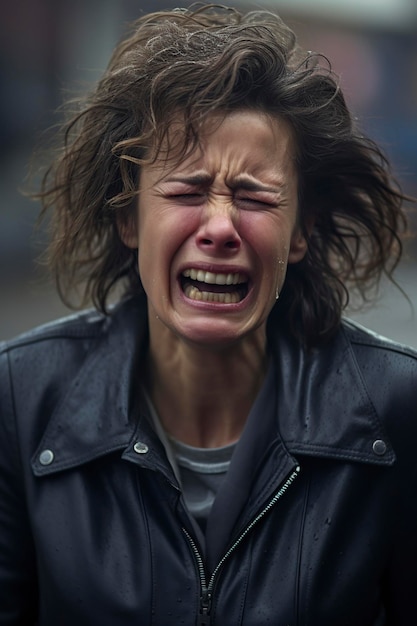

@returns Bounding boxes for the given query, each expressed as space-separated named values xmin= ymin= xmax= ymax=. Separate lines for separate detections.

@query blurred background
xmin=1 ymin=0 xmax=416 ymax=345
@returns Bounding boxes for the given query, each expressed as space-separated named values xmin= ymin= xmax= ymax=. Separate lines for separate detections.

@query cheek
xmin=137 ymin=210 xmax=198 ymax=285
xmin=243 ymin=215 xmax=293 ymax=262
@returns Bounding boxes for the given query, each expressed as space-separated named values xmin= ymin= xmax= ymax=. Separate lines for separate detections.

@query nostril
xmin=199 ymin=238 xmax=240 ymax=250
xmin=197 ymin=226 xmax=241 ymax=251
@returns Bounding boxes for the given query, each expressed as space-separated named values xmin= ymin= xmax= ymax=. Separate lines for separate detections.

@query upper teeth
xmin=182 ymin=269 xmax=245 ymax=285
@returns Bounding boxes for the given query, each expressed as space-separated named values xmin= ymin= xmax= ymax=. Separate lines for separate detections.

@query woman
xmin=0 ymin=4 xmax=416 ymax=625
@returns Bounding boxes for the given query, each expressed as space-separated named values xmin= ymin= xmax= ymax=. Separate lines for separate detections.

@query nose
xmin=196 ymin=201 xmax=241 ymax=255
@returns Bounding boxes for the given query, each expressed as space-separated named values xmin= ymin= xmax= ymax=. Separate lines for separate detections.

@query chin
xmin=173 ymin=317 xmax=261 ymax=349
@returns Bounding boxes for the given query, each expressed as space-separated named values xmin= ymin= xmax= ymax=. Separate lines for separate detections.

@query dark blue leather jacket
xmin=1 ymin=296 xmax=416 ymax=625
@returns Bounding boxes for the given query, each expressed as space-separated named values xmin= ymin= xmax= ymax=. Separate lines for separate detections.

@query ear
xmin=288 ymin=227 xmax=308 ymax=264
xmin=117 ymin=212 xmax=138 ymax=249
xmin=288 ymin=211 xmax=317 ymax=264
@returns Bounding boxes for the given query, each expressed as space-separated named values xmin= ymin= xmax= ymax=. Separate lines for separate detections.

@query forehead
xmin=147 ymin=109 xmax=297 ymax=183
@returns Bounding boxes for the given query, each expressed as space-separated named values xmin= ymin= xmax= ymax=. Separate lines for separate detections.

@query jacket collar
xmin=32 ymin=297 xmax=150 ymax=476
xmin=269 ymin=327 xmax=395 ymax=466
xmin=32 ymin=296 xmax=395 ymax=477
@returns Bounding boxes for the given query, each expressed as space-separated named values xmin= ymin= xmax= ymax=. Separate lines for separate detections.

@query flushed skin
xmin=0 ymin=296 xmax=416 ymax=625
xmin=120 ymin=110 xmax=307 ymax=349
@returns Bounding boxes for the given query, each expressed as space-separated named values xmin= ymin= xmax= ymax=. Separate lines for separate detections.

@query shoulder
xmin=0 ymin=296 xmax=145 ymax=386
xmin=341 ymin=317 xmax=417 ymax=390
xmin=0 ymin=308 xmax=106 ymax=396
xmin=0 ymin=307 xmax=106 ymax=356
xmin=341 ymin=317 xmax=417 ymax=377
xmin=0 ymin=310 xmax=98 ymax=473
xmin=0 ymin=308 xmax=107 ymax=434
xmin=0 ymin=294 xmax=147 ymax=397
xmin=342 ymin=317 xmax=417 ymax=358
xmin=0 ymin=296 xmax=147 ymax=454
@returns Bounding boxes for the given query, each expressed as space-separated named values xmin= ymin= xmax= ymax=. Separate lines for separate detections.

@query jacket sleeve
xmin=0 ymin=349 xmax=38 ymax=624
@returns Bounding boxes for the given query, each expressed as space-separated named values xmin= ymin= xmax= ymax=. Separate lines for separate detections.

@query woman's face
xmin=123 ymin=110 xmax=307 ymax=348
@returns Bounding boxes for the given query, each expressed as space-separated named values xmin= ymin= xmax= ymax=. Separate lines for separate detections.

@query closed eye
xmin=236 ymin=197 xmax=277 ymax=209
xmin=169 ymin=193 xmax=206 ymax=204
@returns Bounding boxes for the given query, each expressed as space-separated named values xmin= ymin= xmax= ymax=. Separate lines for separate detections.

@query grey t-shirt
xmin=142 ymin=361 xmax=277 ymax=566
xmin=167 ymin=436 xmax=236 ymax=532
xmin=142 ymin=386 xmax=236 ymax=531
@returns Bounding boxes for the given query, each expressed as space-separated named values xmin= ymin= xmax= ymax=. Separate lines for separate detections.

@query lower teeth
xmin=184 ymin=285 xmax=241 ymax=304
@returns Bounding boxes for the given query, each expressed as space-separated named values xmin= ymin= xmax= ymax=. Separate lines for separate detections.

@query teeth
xmin=182 ymin=269 xmax=244 ymax=285
xmin=183 ymin=285 xmax=241 ymax=304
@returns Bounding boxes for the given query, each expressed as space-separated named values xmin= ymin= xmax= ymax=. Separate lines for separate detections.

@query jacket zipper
xmin=183 ymin=465 xmax=300 ymax=626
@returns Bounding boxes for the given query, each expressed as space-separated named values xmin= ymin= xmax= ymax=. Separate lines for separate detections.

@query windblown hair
xmin=37 ymin=3 xmax=410 ymax=346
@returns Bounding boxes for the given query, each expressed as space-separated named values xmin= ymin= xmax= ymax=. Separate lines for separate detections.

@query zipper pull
xmin=197 ymin=589 xmax=212 ymax=626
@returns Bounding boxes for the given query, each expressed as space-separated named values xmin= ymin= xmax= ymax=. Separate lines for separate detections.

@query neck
xmin=145 ymin=319 xmax=268 ymax=448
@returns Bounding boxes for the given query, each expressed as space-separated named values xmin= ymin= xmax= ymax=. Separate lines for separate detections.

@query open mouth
xmin=180 ymin=269 xmax=249 ymax=304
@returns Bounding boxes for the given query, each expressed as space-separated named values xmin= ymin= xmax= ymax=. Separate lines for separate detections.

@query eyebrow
xmin=164 ymin=172 xmax=283 ymax=193
xmin=230 ymin=175 xmax=283 ymax=194
xmin=164 ymin=173 xmax=213 ymax=186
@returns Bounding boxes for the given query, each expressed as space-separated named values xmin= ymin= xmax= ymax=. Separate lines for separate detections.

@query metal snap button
xmin=39 ymin=449 xmax=55 ymax=465
xmin=133 ymin=441 xmax=149 ymax=454
xmin=372 ymin=439 xmax=387 ymax=456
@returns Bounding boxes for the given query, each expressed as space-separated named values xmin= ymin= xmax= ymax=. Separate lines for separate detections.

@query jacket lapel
xmin=32 ymin=298 xmax=149 ymax=476
xmin=270 ymin=324 xmax=396 ymax=466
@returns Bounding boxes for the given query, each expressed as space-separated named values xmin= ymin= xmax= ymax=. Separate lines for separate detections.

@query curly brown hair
xmin=36 ymin=3 xmax=410 ymax=346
